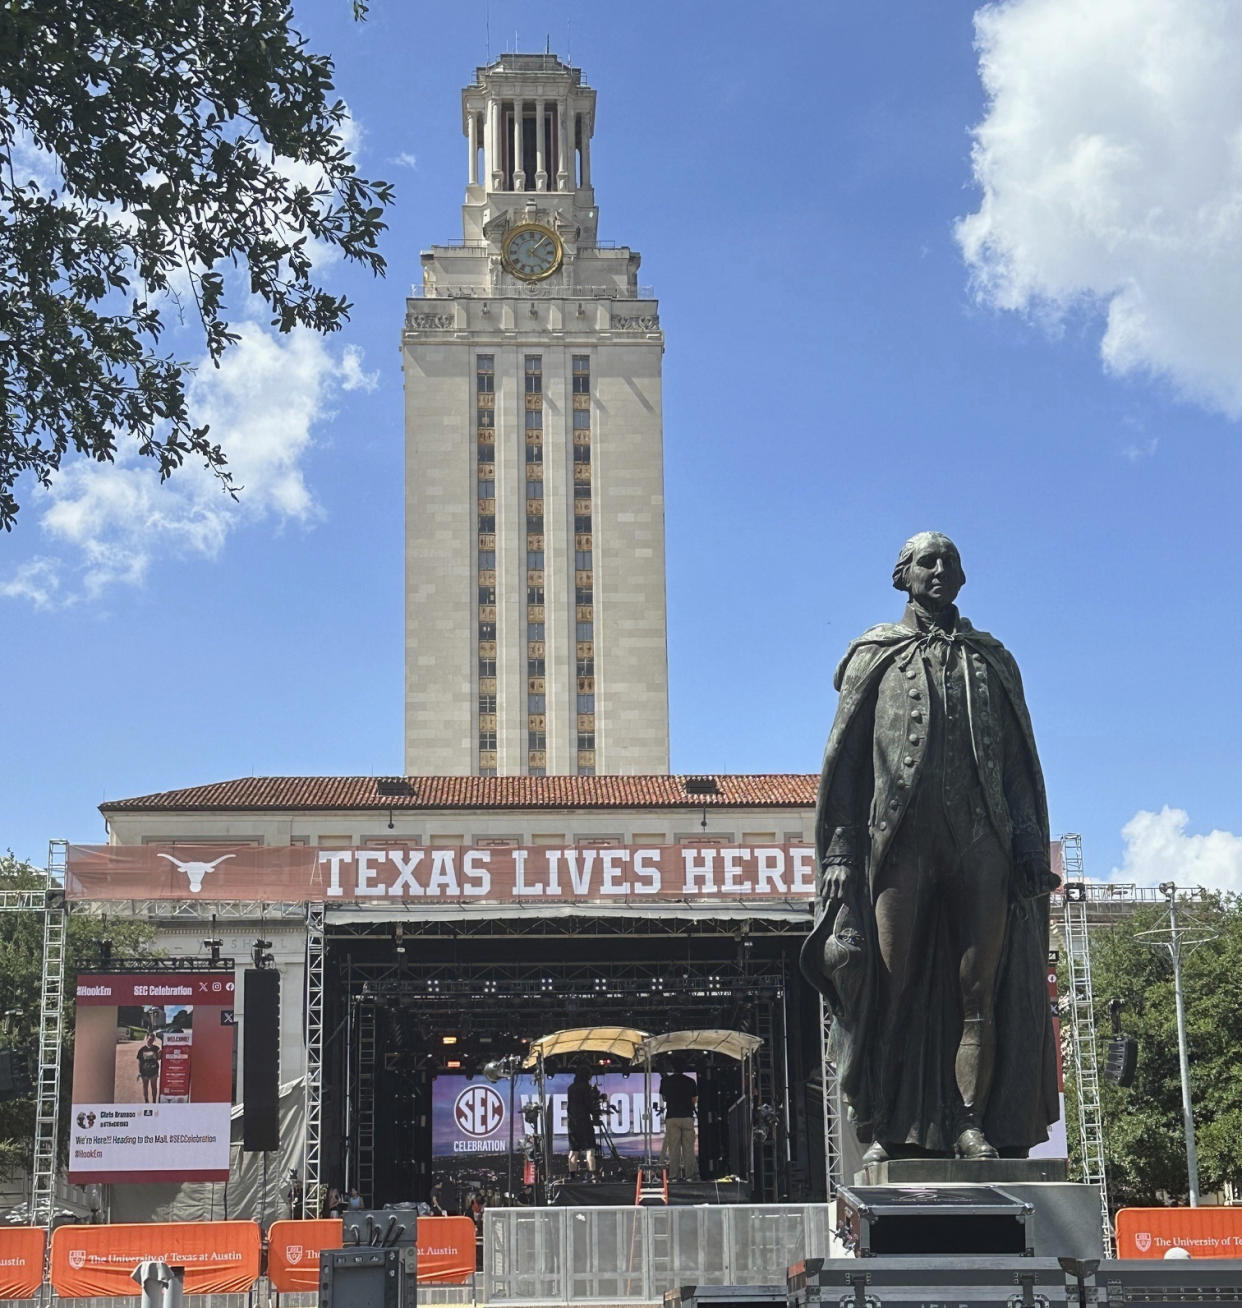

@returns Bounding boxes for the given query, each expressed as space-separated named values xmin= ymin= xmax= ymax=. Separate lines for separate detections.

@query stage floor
xmin=551 ymin=1178 xmax=752 ymax=1206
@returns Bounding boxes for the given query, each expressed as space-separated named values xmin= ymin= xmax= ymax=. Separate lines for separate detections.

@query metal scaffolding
xmin=1059 ymin=833 xmax=1113 ymax=1255
xmin=303 ymin=902 xmax=325 ymax=1212
xmin=820 ymin=997 xmax=845 ymax=1195
xmin=356 ymin=998 xmax=378 ymax=1206
xmin=32 ymin=841 xmax=68 ymax=1229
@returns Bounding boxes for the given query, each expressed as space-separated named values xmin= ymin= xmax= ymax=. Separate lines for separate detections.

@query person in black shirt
xmin=658 ymin=1063 xmax=698 ymax=1181
xmin=136 ymin=1034 xmax=162 ymax=1103
xmin=566 ymin=1066 xmax=598 ymax=1181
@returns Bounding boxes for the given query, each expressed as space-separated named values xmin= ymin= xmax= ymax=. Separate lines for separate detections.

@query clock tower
xmin=403 ymin=55 xmax=669 ymax=777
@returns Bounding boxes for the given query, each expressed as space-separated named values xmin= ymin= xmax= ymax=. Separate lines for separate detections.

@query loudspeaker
xmin=243 ymin=968 xmax=280 ymax=1151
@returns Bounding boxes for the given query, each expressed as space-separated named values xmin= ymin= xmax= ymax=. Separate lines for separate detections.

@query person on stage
xmin=566 ymin=1065 xmax=598 ymax=1181
xmin=658 ymin=1061 xmax=699 ymax=1182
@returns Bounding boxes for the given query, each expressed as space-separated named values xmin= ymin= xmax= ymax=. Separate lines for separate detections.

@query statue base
xmin=848 ymin=1157 xmax=1102 ymax=1261
xmin=856 ymin=1156 xmax=1067 ymax=1185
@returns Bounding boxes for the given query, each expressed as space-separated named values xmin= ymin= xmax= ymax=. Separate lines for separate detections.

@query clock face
xmin=503 ymin=224 xmax=563 ymax=280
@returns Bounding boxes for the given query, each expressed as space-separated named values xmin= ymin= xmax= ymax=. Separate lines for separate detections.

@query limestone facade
xmin=404 ymin=55 xmax=669 ymax=776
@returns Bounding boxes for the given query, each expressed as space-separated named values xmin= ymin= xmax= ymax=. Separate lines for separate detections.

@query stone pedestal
xmin=857 ymin=1156 xmax=1067 ymax=1186
xmin=848 ymin=1158 xmax=1103 ymax=1261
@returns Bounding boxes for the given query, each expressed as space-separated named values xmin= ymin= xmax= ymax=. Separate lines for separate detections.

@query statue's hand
xmin=821 ymin=856 xmax=858 ymax=901
xmin=1016 ymin=855 xmax=1058 ymax=898
xmin=821 ymin=824 xmax=860 ymax=900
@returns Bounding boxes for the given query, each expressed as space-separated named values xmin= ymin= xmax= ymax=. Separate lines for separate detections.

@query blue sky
xmin=3 ymin=0 xmax=1240 ymax=888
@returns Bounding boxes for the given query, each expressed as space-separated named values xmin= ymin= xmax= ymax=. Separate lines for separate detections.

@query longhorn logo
xmin=156 ymin=852 xmax=235 ymax=893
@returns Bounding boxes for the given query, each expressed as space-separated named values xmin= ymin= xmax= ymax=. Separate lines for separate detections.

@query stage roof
xmin=635 ymin=1030 xmax=763 ymax=1062
xmin=99 ymin=773 xmax=817 ymax=814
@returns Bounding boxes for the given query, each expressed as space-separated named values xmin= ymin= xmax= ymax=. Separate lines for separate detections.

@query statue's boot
xmin=861 ymin=1140 xmax=889 ymax=1165
xmin=955 ymin=1016 xmax=999 ymax=1160
xmin=955 ymin=1125 xmax=999 ymax=1160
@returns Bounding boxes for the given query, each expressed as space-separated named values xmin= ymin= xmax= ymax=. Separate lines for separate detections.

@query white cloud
xmin=0 ymin=557 xmax=66 ymax=610
xmin=340 ymin=344 xmax=379 ymax=392
xmin=393 ymin=152 xmax=418 ymax=170
xmin=958 ymin=0 xmax=1242 ymax=419
xmin=1112 ymin=807 xmax=1242 ymax=893
xmin=2 ymin=327 xmax=377 ymax=604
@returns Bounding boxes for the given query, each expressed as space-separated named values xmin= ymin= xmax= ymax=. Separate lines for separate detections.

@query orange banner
xmin=268 ymin=1218 xmax=341 ymax=1292
xmin=1117 ymin=1207 xmax=1242 ymax=1258
xmin=0 ymin=1227 xmax=45 ymax=1300
xmin=67 ymin=842 xmax=816 ymax=903
xmin=50 ymin=1221 xmax=261 ymax=1297
xmin=418 ymin=1216 xmax=476 ymax=1283
xmin=267 ymin=1216 xmax=476 ymax=1290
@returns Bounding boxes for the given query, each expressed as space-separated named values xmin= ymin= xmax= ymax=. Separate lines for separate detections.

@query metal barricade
xmin=485 ymin=1203 xmax=833 ymax=1304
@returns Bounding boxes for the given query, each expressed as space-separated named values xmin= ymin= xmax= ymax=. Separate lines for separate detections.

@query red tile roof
xmin=100 ymin=774 xmax=817 ymax=813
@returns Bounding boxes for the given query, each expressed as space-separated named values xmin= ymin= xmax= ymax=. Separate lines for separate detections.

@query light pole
xmin=1138 ymin=884 xmax=1214 ymax=1207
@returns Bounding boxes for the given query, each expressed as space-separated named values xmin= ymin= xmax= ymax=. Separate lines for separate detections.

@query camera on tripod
xmin=590 ymin=1088 xmax=617 ymax=1125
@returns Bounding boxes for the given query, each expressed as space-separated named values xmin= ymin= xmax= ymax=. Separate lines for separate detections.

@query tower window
xmin=572 ymin=355 xmax=590 ymax=393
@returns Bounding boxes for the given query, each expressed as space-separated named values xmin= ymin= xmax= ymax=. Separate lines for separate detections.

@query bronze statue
xmin=801 ymin=532 xmax=1059 ymax=1162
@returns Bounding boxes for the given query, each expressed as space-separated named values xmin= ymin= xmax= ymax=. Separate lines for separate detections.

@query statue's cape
xmin=800 ymin=617 xmax=1058 ymax=1151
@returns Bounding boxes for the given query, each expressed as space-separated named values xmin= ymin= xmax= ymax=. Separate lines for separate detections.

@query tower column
xmin=514 ymin=102 xmax=527 ymax=191
xmin=581 ymin=117 xmax=591 ymax=187
xmin=487 ymin=99 xmax=501 ymax=189
xmin=467 ymin=111 xmax=478 ymax=186
xmin=556 ymin=101 xmax=569 ymax=192
xmin=535 ymin=99 xmax=547 ymax=191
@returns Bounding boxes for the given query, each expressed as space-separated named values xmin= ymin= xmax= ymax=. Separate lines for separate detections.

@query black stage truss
xmin=317 ymin=914 xmax=822 ymax=1210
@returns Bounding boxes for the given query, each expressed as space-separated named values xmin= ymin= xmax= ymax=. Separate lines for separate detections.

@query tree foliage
xmin=0 ymin=0 xmax=393 ymax=529
xmin=0 ymin=854 xmax=156 ymax=1181
xmin=1073 ymin=894 xmax=1242 ymax=1207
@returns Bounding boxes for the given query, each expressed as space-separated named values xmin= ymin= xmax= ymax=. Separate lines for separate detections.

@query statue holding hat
xmin=801 ymin=532 xmax=1059 ymax=1162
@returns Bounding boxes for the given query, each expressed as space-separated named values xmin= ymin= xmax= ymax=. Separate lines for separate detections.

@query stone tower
xmin=403 ymin=54 xmax=669 ymax=777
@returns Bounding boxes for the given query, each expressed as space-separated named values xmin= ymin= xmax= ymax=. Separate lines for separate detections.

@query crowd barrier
xmin=0 ymin=1215 xmax=474 ymax=1302
xmin=484 ymin=1203 xmax=835 ymax=1303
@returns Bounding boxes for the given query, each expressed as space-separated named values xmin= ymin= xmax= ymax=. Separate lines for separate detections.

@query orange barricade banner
xmin=0 ymin=1227 xmax=46 ymax=1300
xmin=267 ymin=1216 xmax=475 ymax=1289
xmin=1117 ymin=1207 xmax=1242 ymax=1258
xmin=50 ymin=1221 xmax=261 ymax=1297
xmin=418 ymin=1216 xmax=476 ymax=1283
xmin=268 ymin=1218 xmax=342 ymax=1292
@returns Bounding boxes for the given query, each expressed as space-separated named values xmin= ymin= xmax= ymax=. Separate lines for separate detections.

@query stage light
xmin=446 ymin=1059 xmax=461 ymax=1069
xmin=251 ymin=938 xmax=274 ymax=969
xmin=394 ymin=923 xmax=405 ymax=955
xmin=441 ymin=1035 xmax=458 ymax=1045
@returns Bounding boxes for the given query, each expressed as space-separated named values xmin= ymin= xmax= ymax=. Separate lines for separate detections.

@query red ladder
xmin=634 ymin=1166 xmax=669 ymax=1205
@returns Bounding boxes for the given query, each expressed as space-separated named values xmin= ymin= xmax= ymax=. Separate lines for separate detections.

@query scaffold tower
xmin=33 ymin=840 xmax=68 ymax=1229
xmin=303 ymin=902 xmax=325 ymax=1210
xmin=1060 ymin=832 xmax=1113 ymax=1255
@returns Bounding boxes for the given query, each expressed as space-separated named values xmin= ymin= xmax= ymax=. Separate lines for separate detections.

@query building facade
xmin=404 ymin=54 xmax=669 ymax=777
